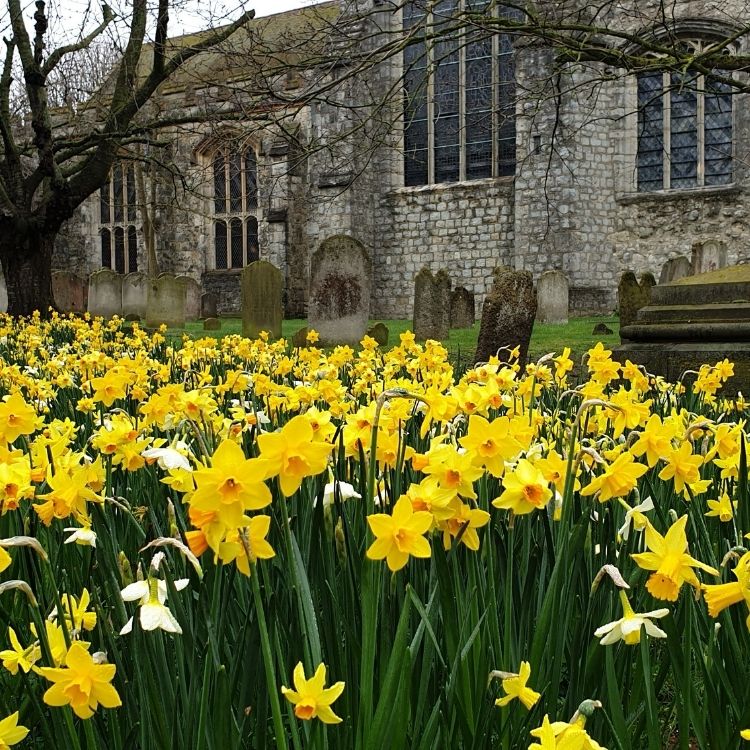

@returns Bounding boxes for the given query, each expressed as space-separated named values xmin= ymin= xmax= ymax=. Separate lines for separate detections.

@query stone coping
xmin=615 ymin=183 xmax=742 ymax=205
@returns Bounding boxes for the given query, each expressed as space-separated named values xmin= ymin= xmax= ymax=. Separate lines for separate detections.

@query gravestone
xmin=52 ymin=271 xmax=87 ymax=313
xmin=659 ymin=256 xmax=692 ymax=284
xmin=536 ymin=271 xmax=569 ymax=325
xmin=308 ymin=235 xmax=371 ymax=345
xmin=0 ymin=269 xmax=7 ymax=313
xmin=201 ymin=292 xmax=218 ymax=319
xmin=241 ymin=260 xmax=283 ymax=339
xmin=121 ymin=272 xmax=149 ymax=319
xmin=618 ymin=271 xmax=652 ymax=328
xmin=475 ymin=269 xmax=536 ymax=365
xmin=413 ymin=268 xmax=451 ymax=341
xmin=88 ymin=269 xmax=123 ymax=318
xmin=450 ymin=286 xmax=475 ymax=328
xmin=366 ymin=322 xmax=389 ymax=347
xmin=203 ymin=317 xmax=221 ymax=331
xmin=145 ymin=275 xmax=186 ymax=328
xmin=292 ymin=327 xmax=309 ymax=347
xmin=692 ymin=240 xmax=727 ymax=276
xmin=177 ymin=277 xmax=202 ymax=321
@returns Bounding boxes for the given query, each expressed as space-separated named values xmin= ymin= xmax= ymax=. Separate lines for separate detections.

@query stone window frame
xmin=401 ymin=0 xmax=517 ymax=187
xmin=99 ymin=162 xmax=139 ymax=274
xmin=621 ymin=22 xmax=741 ymax=197
xmin=210 ymin=145 xmax=261 ymax=271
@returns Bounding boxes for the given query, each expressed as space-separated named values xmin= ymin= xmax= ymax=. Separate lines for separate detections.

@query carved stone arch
xmin=193 ymin=128 xmax=262 ymax=162
xmin=621 ymin=18 xmax=744 ymax=57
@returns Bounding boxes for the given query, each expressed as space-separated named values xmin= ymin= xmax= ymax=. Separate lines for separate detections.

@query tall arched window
xmin=636 ymin=42 xmax=733 ymax=192
xmin=403 ymin=0 xmax=517 ymax=186
xmin=100 ymin=163 xmax=138 ymax=272
xmin=212 ymin=147 xmax=260 ymax=269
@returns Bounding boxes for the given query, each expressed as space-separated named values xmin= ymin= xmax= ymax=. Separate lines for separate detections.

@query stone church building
xmin=53 ymin=0 xmax=750 ymax=318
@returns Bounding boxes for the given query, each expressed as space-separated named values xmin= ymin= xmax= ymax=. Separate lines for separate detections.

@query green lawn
xmin=169 ymin=315 xmax=619 ymax=363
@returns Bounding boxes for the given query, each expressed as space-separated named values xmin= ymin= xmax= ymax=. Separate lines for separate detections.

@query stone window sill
xmin=204 ymin=268 xmax=243 ymax=275
xmin=391 ymin=175 xmax=514 ymax=196
xmin=616 ymin=184 xmax=742 ymax=205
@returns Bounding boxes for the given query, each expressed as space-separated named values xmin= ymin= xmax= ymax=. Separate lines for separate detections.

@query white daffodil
xmin=142 ymin=444 xmax=192 ymax=471
xmin=120 ymin=577 xmax=189 ymax=635
xmin=318 ymin=480 xmax=361 ymax=511
xmin=617 ymin=495 xmax=654 ymax=541
xmin=63 ymin=526 xmax=97 ymax=547
xmin=594 ymin=590 xmax=669 ymax=646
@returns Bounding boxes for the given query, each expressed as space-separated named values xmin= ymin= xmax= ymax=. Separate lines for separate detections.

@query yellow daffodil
xmin=0 ymin=712 xmax=29 ymax=748
xmin=494 ymin=661 xmax=541 ymax=710
xmin=705 ymin=492 xmax=736 ymax=522
xmin=281 ymin=662 xmax=344 ymax=723
xmin=0 ymin=392 xmax=38 ymax=445
xmin=581 ymin=452 xmax=647 ymax=503
xmin=0 ymin=627 xmax=40 ymax=675
xmin=594 ymin=591 xmax=669 ymax=645
xmin=492 ymin=459 xmax=551 ymax=515
xmin=658 ymin=441 xmax=704 ymax=498
xmin=366 ymin=496 xmax=432 ymax=571
xmin=703 ymin=551 xmax=750 ymax=630
xmin=631 ymin=516 xmax=718 ymax=601
xmin=458 ymin=414 xmax=522 ymax=477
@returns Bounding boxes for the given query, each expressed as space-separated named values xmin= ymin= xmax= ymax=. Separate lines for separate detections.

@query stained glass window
xmin=212 ymin=147 xmax=261 ymax=269
xmin=99 ymin=163 xmax=138 ymax=272
xmin=636 ymin=49 xmax=733 ymax=192
xmin=403 ymin=0 xmax=517 ymax=185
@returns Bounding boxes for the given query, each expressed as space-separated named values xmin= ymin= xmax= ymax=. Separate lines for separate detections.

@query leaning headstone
xmin=308 ymin=235 xmax=371 ymax=345
xmin=475 ymin=269 xmax=536 ymax=366
xmin=88 ymin=269 xmax=123 ymax=318
xmin=121 ymin=272 xmax=149 ymax=319
xmin=366 ymin=322 xmax=389 ymax=347
xmin=450 ymin=286 xmax=475 ymax=328
xmin=52 ymin=271 xmax=87 ymax=313
xmin=177 ymin=277 xmax=202 ymax=321
xmin=536 ymin=270 xmax=569 ymax=325
xmin=692 ymin=240 xmax=727 ymax=276
xmin=413 ymin=268 xmax=451 ymax=341
xmin=241 ymin=260 xmax=283 ymax=339
xmin=200 ymin=292 xmax=218 ymax=319
xmin=618 ymin=271 xmax=652 ymax=329
xmin=292 ymin=327 xmax=309 ymax=347
xmin=639 ymin=271 xmax=656 ymax=298
xmin=203 ymin=317 xmax=221 ymax=331
xmin=145 ymin=275 xmax=186 ymax=328
xmin=659 ymin=256 xmax=692 ymax=284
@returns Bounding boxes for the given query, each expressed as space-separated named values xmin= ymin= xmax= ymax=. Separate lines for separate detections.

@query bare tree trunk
xmin=0 ymin=229 xmax=57 ymax=316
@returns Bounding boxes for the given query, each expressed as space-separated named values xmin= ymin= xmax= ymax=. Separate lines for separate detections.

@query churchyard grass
xmin=173 ymin=315 xmax=620 ymax=363
xmin=3 ymin=312 xmax=747 ymax=749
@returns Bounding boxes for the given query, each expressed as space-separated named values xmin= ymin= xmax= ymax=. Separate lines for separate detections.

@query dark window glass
xmin=100 ymin=182 xmax=110 ymax=224
xmin=101 ymin=229 xmax=111 ymax=268
xmin=670 ymin=73 xmax=698 ymax=189
xmin=215 ymin=221 xmax=227 ymax=268
xmin=112 ymin=166 xmax=123 ymax=222
xmin=213 ymin=155 xmax=226 ymax=214
xmin=704 ymin=76 xmax=733 ymax=186
xmin=246 ymin=217 xmax=259 ymax=264
xmin=114 ymin=227 xmax=125 ymax=274
xmin=245 ymin=151 xmax=258 ymax=209
xmin=230 ymin=218 xmax=243 ymax=268
xmin=127 ymin=226 xmax=138 ymax=272
xmin=229 ymin=153 xmax=242 ymax=213
xmin=637 ymin=73 xmax=665 ymax=191
xmin=126 ymin=165 xmax=137 ymax=221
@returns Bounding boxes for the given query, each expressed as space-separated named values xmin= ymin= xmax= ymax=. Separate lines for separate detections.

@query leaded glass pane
xmin=100 ymin=182 xmax=110 ymax=224
xmin=670 ymin=73 xmax=698 ymax=189
xmin=126 ymin=165 xmax=137 ymax=221
xmin=113 ymin=166 xmax=123 ymax=222
xmin=435 ymin=144 xmax=460 ymax=183
xmin=704 ymin=76 xmax=733 ymax=185
xmin=114 ymin=227 xmax=125 ymax=274
xmin=245 ymin=151 xmax=258 ymax=209
xmin=230 ymin=218 xmax=243 ymax=268
xmin=127 ymin=226 xmax=138 ymax=272
xmin=405 ymin=147 xmax=428 ymax=186
xmin=215 ymin=221 xmax=227 ymax=268
xmin=213 ymin=155 xmax=226 ymax=214
xmin=466 ymin=140 xmax=492 ymax=180
xmin=229 ymin=153 xmax=242 ymax=213
xmin=637 ymin=73 xmax=664 ymax=191
xmin=246 ymin=217 xmax=259 ymax=264
xmin=101 ymin=230 xmax=111 ymax=268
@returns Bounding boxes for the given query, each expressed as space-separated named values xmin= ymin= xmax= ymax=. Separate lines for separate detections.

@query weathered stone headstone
xmin=639 ymin=271 xmax=656 ymax=296
xmin=203 ymin=317 xmax=221 ymax=331
xmin=200 ymin=292 xmax=218 ymax=319
xmin=0 ymin=269 xmax=7 ymax=313
xmin=366 ymin=322 xmax=389 ymax=347
xmin=177 ymin=277 xmax=202 ymax=321
xmin=692 ymin=240 xmax=727 ymax=276
xmin=536 ymin=270 xmax=569 ymax=325
xmin=88 ymin=269 xmax=123 ymax=318
xmin=592 ymin=322 xmax=614 ymax=335
xmin=121 ymin=272 xmax=149 ymax=319
xmin=292 ymin=327 xmax=309 ymax=347
xmin=52 ymin=271 xmax=87 ymax=313
xmin=413 ymin=268 xmax=451 ymax=341
xmin=241 ymin=260 xmax=283 ymax=339
xmin=659 ymin=256 xmax=692 ymax=284
xmin=475 ymin=269 xmax=536 ymax=365
xmin=618 ymin=271 xmax=652 ymax=328
xmin=450 ymin=286 xmax=475 ymax=329
xmin=145 ymin=275 xmax=186 ymax=328
xmin=308 ymin=235 xmax=371 ymax=345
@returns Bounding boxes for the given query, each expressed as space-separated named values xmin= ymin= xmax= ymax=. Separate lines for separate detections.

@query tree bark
xmin=0 ymin=228 xmax=57 ymax=317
